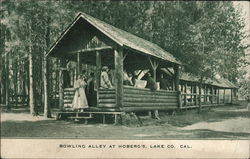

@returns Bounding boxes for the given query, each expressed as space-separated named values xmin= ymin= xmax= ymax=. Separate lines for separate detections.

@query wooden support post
xmin=194 ymin=85 xmax=197 ymax=105
xmin=174 ymin=65 xmax=181 ymax=109
xmin=114 ymin=48 xmax=123 ymax=108
xmin=223 ymin=89 xmax=226 ymax=104
xmin=184 ymin=82 xmax=187 ymax=106
xmin=59 ymin=59 xmax=67 ymax=110
xmin=211 ymin=87 xmax=214 ymax=104
xmin=178 ymin=91 xmax=182 ymax=109
xmin=204 ymin=85 xmax=207 ymax=104
xmin=114 ymin=114 xmax=118 ymax=125
xmin=148 ymin=111 xmax=152 ymax=117
xmin=96 ymin=51 xmax=101 ymax=107
xmin=174 ymin=65 xmax=180 ymax=92
xmin=148 ymin=57 xmax=160 ymax=118
xmin=231 ymin=88 xmax=233 ymax=104
xmin=76 ymin=53 xmax=81 ymax=78
xmin=148 ymin=57 xmax=159 ymax=82
xmin=190 ymin=85 xmax=193 ymax=104
xmin=102 ymin=114 xmax=106 ymax=124
xmin=217 ymin=88 xmax=220 ymax=104
xmin=172 ymin=80 xmax=175 ymax=91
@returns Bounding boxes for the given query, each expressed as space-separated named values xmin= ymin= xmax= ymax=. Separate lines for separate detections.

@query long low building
xmin=47 ymin=12 xmax=237 ymax=117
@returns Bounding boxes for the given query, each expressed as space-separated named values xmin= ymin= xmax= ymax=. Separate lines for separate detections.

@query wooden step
xmin=68 ymin=116 xmax=93 ymax=119
xmin=68 ymin=116 xmax=93 ymax=124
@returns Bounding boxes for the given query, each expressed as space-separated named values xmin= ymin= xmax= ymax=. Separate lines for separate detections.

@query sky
xmin=233 ymin=1 xmax=250 ymax=79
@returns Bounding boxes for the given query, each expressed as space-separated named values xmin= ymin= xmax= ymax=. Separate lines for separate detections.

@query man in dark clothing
xmin=145 ymin=72 xmax=157 ymax=91
xmin=87 ymin=72 xmax=97 ymax=107
xmin=159 ymin=74 xmax=169 ymax=90
xmin=62 ymin=68 xmax=71 ymax=88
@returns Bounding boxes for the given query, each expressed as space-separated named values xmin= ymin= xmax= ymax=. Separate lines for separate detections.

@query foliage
xmin=0 ymin=1 xmax=248 ymax=114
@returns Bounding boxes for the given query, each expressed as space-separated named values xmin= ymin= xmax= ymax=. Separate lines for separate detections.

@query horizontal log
xmin=99 ymin=94 xmax=116 ymax=99
xmin=123 ymin=86 xmax=177 ymax=93
xmin=98 ymin=103 xmax=116 ymax=108
xmin=64 ymin=92 xmax=75 ymax=95
xmin=64 ymin=96 xmax=74 ymax=100
xmin=123 ymin=97 xmax=177 ymax=103
xmin=99 ymin=90 xmax=115 ymax=94
xmin=64 ymin=103 xmax=72 ymax=107
xmin=124 ymin=94 xmax=177 ymax=100
xmin=63 ymin=100 xmax=72 ymax=104
xmin=99 ymin=99 xmax=116 ymax=103
xmin=124 ymin=89 xmax=178 ymax=96
xmin=121 ymin=106 xmax=177 ymax=112
xmin=64 ymin=88 xmax=75 ymax=91
xmin=123 ymin=102 xmax=178 ymax=107
xmin=99 ymin=88 xmax=115 ymax=91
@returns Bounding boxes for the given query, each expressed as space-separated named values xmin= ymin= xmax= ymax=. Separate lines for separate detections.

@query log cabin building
xmin=46 ymin=13 xmax=237 ymax=122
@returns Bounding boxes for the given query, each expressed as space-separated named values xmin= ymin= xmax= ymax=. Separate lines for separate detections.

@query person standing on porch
xmin=145 ymin=72 xmax=157 ymax=91
xmin=100 ymin=66 xmax=113 ymax=89
xmin=87 ymin=72 xmax=96 ymax=106
xmin=72 ymin=73 xmax=88 ymax=112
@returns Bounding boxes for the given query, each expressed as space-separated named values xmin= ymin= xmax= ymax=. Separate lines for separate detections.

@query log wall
xmin=64 ymin=87 xmax=179 ymax=112
xmin=63 ymin=88 xmax=75 ymax=107
xmin=98 ymin=89 xmax=116 ymax=108
xmin=121 ymin=86 xmax=178 ymax=112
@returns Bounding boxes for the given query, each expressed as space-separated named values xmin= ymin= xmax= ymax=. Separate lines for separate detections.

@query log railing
xmin=180 ymin=92 xmax=223 ymax=108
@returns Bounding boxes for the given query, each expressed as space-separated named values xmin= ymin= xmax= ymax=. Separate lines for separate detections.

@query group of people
xmin=70 ymin=65 xmax=172 ymax=111
xmin=71 ymin=70 xmax=95 ymax=112
xmin=71 ymin=66 xmax=114 ymax=111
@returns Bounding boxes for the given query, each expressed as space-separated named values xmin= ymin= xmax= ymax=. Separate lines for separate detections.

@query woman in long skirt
xmin=72 ymin=74 xmax=88 ymax=111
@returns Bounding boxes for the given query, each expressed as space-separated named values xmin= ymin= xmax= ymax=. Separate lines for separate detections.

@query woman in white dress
xmin=72 ymin=74 xmax=88 ymax=111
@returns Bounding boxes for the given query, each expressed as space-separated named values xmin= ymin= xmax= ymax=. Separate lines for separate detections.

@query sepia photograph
xmin=1 ymin=0 xmax=249 ymax=158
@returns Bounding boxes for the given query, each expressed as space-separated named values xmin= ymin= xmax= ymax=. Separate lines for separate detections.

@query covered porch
xmin=46 ymin=13 xmax=182 ymax=114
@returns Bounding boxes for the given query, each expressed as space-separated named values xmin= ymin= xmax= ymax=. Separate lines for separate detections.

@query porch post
xmin=76 ymin=53 xmax=82 ymax=77
xmin=148 ymin=57 xmax=160 ymax=119
xmin=184 ymin=82 xmax=187 ymax=106
xmin=174 ymin=65 xmax=181 ymax=109
xmin=148 ymin=57 xmax=159 ymax=82
xmin=231 ymin=88 xmax=233 ymax=104
xmin=217 ymin=88 xmax=220 ymax=104
xmin=114 ymin=48 xmax=123 ymax=108
xmin=174 ymin=65 xmax=180 ymax=92
xmin=96 ymin=51 xmax=101 ymax=107
xmin=211 ymin=86 xmax=214 ymax=104
xmin=59 ymin=58 xmax=67 ymax=110
xmin=223 ymin=88 xmax=226 ymax=104
xmin=204 ymin=85 xmax=207 ymax=104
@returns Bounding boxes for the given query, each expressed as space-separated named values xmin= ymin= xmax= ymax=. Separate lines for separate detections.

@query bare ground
xmin=1 ymin=102 xmax=249 ymax=139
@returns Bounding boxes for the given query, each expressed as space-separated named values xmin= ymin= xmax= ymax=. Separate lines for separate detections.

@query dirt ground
xmin=1 ymin=102 xmax=249 ymax=139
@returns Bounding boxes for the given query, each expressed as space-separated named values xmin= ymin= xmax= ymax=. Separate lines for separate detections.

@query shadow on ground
xmin=1 ymin=103 xmax=249 ymax=139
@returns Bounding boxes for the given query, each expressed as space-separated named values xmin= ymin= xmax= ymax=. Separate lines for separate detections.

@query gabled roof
xmin=179 ymin=72 xmax=238 ymax=89
xmin=47 ymin=13 xmax=181 ymax=65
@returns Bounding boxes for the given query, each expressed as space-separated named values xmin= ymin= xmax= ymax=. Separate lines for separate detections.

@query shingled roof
xmin=180 ymin=72 xmax=238 ymax=89
xmin=47 ymin=13 xmax=181 ymax=65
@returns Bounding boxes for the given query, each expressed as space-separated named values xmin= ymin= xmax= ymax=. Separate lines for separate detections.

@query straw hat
xmin=102 ymin=66 xmax=108 ymax=71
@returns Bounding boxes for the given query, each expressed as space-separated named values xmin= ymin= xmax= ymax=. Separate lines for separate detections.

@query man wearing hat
xmin=100 ymin=66 xmax=113 ymax=89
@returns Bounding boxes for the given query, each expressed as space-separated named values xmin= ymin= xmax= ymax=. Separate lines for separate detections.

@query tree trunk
xmin=43 ymin=54 xmax=51 ymax=118
xmin=5 ymin=52 xmax=10 ymax=110
xmin=14 ymin=59 xmax=18 ymax=107
xmin=28 ymin=24 xmax=35 ymax=116
xmin=44 ymin=16 xmax=51 ymax=117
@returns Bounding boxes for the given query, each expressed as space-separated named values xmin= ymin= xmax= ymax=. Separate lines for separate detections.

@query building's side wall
xmin=121 ymin=86 xmax=178 ymax=112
